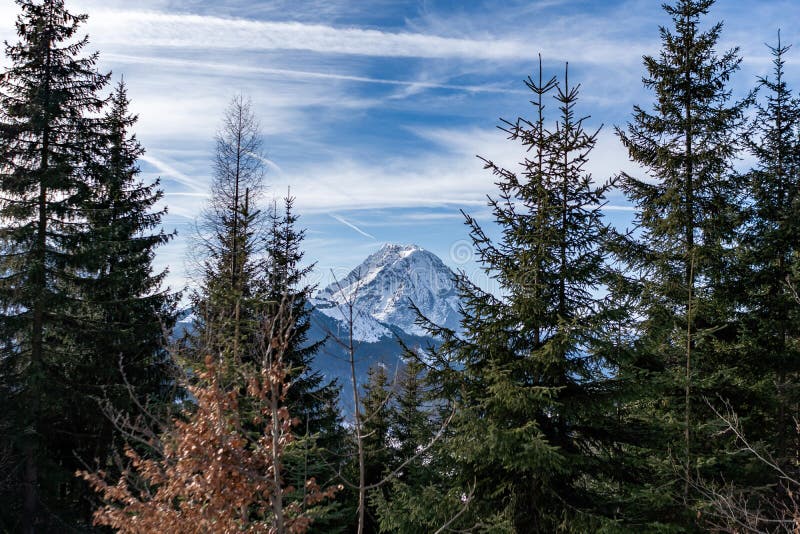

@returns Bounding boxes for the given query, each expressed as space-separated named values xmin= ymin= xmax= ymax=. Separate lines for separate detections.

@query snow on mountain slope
xmin=314 ymin=243 xmax=462 ymax=339
xmin=311 ymin=298 xmax=393 ymax=343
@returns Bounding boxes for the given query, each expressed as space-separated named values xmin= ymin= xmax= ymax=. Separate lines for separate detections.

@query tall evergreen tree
xmin=373 ymin=356 xmax=463 ymax=534
xmin=262 ymin=194 xmax=347 ymax=532
xmin=695 ymin=38 xmax=800 ymax=528
xmin=734 ymin=35 xmax=800 ymax=463
xmin=263 ymin=194 xmax=341 ymax=437
xmin=0 ymin=1 xmax=109 ymax=529
xmin=82 ymin=80 xmax=176 ymax=376
xmin=388 ymin=357 xmax=430 ymax=480
xmin=421 ymin=59 xmax=621 ymax=531
xmin=75 ymin=78 xmax=177 ymax=470
xmin=614 ymin=0 xmax=749 ymax=525
xmin=359 ymin=365 xmax=393 ymax=533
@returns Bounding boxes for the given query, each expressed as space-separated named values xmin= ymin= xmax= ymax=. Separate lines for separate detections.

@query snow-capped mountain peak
xmin=314 ymin=243 xmax=461 ymax=339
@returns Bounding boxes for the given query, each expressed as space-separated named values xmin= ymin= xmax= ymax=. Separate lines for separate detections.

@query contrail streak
xmin=330 ymin=214 xmax=375 ymax=240
xmin=104 ymin=54 xmax=525 ymax=95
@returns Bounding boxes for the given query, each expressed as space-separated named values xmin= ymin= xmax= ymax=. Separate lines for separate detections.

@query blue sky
xmin=1 ymin=0 xmax=799 ymax=295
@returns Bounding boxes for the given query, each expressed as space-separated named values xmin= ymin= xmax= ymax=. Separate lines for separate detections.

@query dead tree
xmin=190 ymin=93 xmax=266 ymax=366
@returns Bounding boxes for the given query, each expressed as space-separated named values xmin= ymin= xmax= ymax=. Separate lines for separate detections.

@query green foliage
xmin=0 ymin=1 xmax=173 ymax=529
xmin=613 ymin=0 xmax=751 ymax=527
xmin=187 ymin=100 xmax=347 ymax=527
xmin=189 ymin=94 xmax=266 ymax=372
xmin=372 ymin=356 xmax=470 ymax=533
xmin=1 ymin=1 xmax=799 ymax=532
xmin=263 ymin=195 xmax=348 ymax=533
xmin=359 ymin=365 xmax=393 ymax=533
xmin=412 ymin=57 xmax=625 ymax=532
xmin=734 ymin=34 xmax=800 ymax=460
xmin=0 ymin=0 xmax=109 ymax=529
xmin=80 ymin=78 xmax=178 ymax=430
xmin=262 ymin=195 xmax=342 ymax=439
xmin=687 ymin=33 xmax=800 ymax=530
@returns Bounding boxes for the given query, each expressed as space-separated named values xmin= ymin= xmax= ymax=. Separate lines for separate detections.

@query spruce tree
xmin=262 ymin=194 xmax=347 ymax=532
xmin=189 ymin=101 xmax=346 ymax=531
xmin=0 ymin=0 xmax=109 ymax=529
xmin=388 ymin=357 xmax=430 ymax=479
xmin=263 ymin=194 xmax=341 ymax=437
xmin=734 ymin=35 xmax=800 ymax=463
xmin=421 ymin=58 xmax=621 ymax=531
xmin=83 ymin=80 xmax=176 ymax=372
xmin=373 ymin=357 xmax=464 ymax=534
xmin=75 ymin=78 xmax=177 ymax=473
xmin=695 ymin=37 xmax=800 ymax=526
xmin=614 ymin=0 xmax=749 ymax=525
xmin=359 ymin=365 xmax=393 ymax=533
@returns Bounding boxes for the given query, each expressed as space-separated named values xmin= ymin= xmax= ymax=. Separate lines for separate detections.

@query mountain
xmin=314 ymin=243 xmax=462 ymax=339
xmin=309 ymin=244 xmax=462 ymax=410
xmin=174 ymin=244 xmax=463 ymax=412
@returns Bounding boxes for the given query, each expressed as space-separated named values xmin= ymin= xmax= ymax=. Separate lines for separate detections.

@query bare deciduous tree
xmin=191 ymin=93 xmax=266 ymax=365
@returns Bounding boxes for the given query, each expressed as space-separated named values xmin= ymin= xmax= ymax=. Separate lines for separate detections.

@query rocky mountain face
xmin=308 ymin=244 xmax=463 ymax=411
xmin=313 ymin=243 xmax=462 ymax=340
xmin=177 ymin=244 xmax=464 ymax=411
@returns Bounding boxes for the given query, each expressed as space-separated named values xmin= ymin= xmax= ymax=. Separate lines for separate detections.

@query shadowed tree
xmin=73 ymin=78 xmax=178 ymax=497
xmin=0 ymin=1 xmax=109 ymax=529
xmin=734 ymin=34 xmax=800 ymax=462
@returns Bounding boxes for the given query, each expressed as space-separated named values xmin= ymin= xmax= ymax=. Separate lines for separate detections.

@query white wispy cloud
xmin=246 ymin=152 xmax=283 ymax=174
xmin=106 ymin=53 xmax=525 ymax=95
xmin=250 ymin=126 xmax=642 ymax=215
xmin=0 ymin=1 xmax=655 ymax=68
xmin=84 ymin=9 xmax=533 ymax=61
xmin=6 ymin=0 xmax=790 ymax=294
xmin=602 ymin=205 xmax=638 ymax=212
xmin=26 ymin=3 xmax=647 ymax=69
xmin=140 ymin=153 xmax=208 ymax=193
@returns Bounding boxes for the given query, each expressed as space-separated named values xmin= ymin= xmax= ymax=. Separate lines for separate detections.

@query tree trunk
xmin=270 ymin=388 xmax=286 ymax=534
xmin=683 ymin=10 xmax=695 ymax=500
xmin=348 ymin=302 xmax=366 ymax=534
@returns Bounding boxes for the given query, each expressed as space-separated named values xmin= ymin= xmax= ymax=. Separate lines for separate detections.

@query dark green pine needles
xmin=735 ymin=34 xmax=800 ymax=463
xmin=0 ymin=1 xmax=174 ymax=530
xmin=413 ymin=57 xmax=623 ymax=532
xmin=614 ymin=0 xmax=750 ymax=527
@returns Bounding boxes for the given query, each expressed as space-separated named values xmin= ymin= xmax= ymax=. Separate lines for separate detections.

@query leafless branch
xmin=693 ymin=396 xmax=800 ymax=532
xmin=433 ymin=480 xmax=476 ymax=534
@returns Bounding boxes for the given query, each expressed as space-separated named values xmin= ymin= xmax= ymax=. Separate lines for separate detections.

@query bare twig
xmin=694 ymin=396 xmax=800 ymax=532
